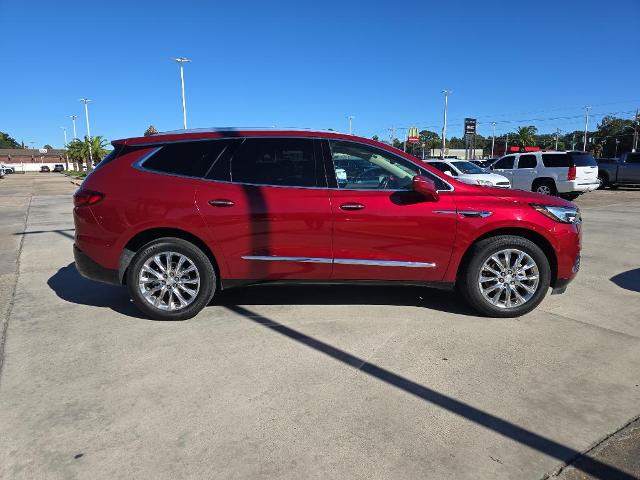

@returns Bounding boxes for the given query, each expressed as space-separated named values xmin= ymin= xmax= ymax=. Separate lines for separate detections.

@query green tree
xmin=144 ymin=125 xmax=159 ymax=136
xmin=43 ymin=144 xmax=53 ymax=150
xmin=514 ymin=126 xmax=537 ymax=147
xmin=0 ymin=131 xmax=21 ymax=149
xmin=371 ymin=135 xmax=379 ymax=141
xmin=66 ymin=136 xmax=109 ymax=170
xmin=66 ymin=139 xmax=84 ymax=171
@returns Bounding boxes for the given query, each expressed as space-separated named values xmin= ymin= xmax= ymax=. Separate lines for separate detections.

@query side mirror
xmin=411 ymin=175 xmax=439 ymax=201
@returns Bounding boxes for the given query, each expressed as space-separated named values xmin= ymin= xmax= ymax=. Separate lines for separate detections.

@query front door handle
xmin=208 ymin=199 xmax=235 ymax=207
xmin=340 ymin=202 xmax=365 ymax=211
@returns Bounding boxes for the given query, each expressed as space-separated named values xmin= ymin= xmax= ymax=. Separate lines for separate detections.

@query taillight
xmin=73 ymin=188 xmax=104 ymax=207
xmin=567 ymin=165 xmax=577 ymax=181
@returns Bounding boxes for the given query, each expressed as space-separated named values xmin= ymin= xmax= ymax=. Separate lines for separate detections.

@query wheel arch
xmin=456 ymin=227 xmax=558 ymax=287
xmin=119 ymin=227 xmax=221 ymax=286
xmin=531 ymin=177 xmax=556 ymax=190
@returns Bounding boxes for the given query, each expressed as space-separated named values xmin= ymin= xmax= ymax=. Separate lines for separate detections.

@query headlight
xmin=531 ymin=204 xmax=581 ymax=224
xmin=476 ymin=179 xmax=493 ymax=186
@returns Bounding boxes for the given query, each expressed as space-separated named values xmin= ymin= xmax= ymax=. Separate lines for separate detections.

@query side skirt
xmin=221 ymin=278 xmax=455 ymax=291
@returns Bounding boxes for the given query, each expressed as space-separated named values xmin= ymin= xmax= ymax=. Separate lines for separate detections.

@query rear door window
xmin=493 ymin=156 xmax=514 ymax=169
xmin=229 ymin=138 xmax=319 ymax=187
xmin=517 ymin=154 xmax=537 ymax=169
xmin=144 ymin=140 xmax=234 ymax=178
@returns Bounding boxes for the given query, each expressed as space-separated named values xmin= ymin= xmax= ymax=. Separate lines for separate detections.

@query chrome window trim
xmin=242 ymin=256 xmax=435 ymax=268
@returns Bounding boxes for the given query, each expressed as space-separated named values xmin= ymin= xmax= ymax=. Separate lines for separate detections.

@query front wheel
xmin=459 ymin=235 xmax=551 ymax=318
xmin=126 ymin=237 xmax=216 ymax=320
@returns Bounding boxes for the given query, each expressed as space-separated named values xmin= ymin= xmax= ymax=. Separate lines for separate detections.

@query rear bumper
xmin=74 ymin=244 xmax=120 ymax=286
xmin=556 ymin=180 xmax=600 ymax=193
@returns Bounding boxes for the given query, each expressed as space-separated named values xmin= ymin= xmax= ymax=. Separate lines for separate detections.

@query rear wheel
xmin=126 ymin=237 xmax=216 ymax=320
xmin=532 ymin=179 xmax=557 ymax=196
xmin=460 ymin=235 xmax=551 ymax=318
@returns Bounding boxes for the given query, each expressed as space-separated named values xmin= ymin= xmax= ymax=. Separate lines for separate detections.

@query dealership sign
xmin=407 ymin=127 xmax=419 ymax=144
xmin=464 ymin=118 xmax=477 ymax=135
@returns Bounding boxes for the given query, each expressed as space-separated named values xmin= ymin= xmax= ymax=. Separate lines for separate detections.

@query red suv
xmin=73 ymin=129 xmax=581 ymax=320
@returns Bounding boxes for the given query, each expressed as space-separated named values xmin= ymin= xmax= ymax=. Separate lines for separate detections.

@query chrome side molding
xmin=433 ymin=209 xmax=493 ymax=218
xmin=241 ymin=256 xmax=435 ymax=268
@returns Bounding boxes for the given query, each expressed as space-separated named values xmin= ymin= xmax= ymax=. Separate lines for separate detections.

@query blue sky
xmin=1 ymin=0 xmax=638 ymax=148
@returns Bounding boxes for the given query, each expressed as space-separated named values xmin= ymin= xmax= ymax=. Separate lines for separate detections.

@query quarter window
xmin=144 ymin=140 xmax=233 ymax=178
xmin=230 ymin=138 xmax=318 ymax=187
xmin=329 ymin=140 xmax=449 ymax=190
xmin=517 ymin=155 xmax=537 ymax=169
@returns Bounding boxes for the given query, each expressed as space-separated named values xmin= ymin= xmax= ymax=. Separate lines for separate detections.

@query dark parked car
xmin=597 ymin=153 xmax=640 ymax=188
xmin=74 ymin=128 xmax=582 ymax=320
xmin=53 ymin=164 xmax=65 ymax=172
xmin=40 ymin=165 xmax=50 ymax=173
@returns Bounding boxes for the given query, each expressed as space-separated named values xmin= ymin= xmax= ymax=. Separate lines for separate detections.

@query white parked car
xmin=0 ymin=164 xmax=14 ymax=174
xmin=489 ymin=151 xmax=599 ymax=200
xmin=427 ymin=159 xmax=511 ymax=188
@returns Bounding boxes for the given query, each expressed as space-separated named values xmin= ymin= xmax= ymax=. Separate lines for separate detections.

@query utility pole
xmin=633 ymin=109 xmax=639 ymax=152
xmin=583 ymin=105 xmax=591 ymax=151
xmin=572 ymin=133 xmax=576 ymax=150
xmin=389 ymin=126 xmax=396 ymax=146
xmin=348 ymin=115 xmax=354 ymax=135
xmin=441 ymin=89 xmax=451 ymax=159
xmin=491 ymin=122 xmax=496 ymax=157
xmin=80 ymin=98 xmax=93 ymax=169
xmin=174 ymin=57 xmax=191 ymax=129
xmin=555 ymin=128 xmax=560 ymax=150
xmin=505 ymin=134 xmax=509 ymax=154
xmin=69 ymin=115 xmax=78 ymax=140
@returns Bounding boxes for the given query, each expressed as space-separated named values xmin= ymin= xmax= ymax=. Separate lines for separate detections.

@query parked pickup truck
xmin=597 ymin=152 xmax=640 ymax=188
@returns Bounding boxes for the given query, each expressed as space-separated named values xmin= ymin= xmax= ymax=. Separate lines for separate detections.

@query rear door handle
xmin=340 ymin=202 xmax=365 ymax=211
xmin=208 ymin=199 xmax=235 ymax=207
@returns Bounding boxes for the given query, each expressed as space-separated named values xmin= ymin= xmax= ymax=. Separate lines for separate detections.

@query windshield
xmin=452 ymin=161 xmax=484 ymax=174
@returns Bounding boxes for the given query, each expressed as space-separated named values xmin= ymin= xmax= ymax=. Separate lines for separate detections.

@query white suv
xmin=490 ymin=151 xmax=599 ymax=200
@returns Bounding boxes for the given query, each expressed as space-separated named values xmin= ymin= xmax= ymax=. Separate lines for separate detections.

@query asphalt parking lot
xmin=0 ymin=173 xmax=639 ymax=479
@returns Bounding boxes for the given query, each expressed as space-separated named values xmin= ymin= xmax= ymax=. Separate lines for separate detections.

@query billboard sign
xmin=407 ymin=127 xmax=419 ymax=144
xmin=464 ymin=118 xmax=477 ymax=136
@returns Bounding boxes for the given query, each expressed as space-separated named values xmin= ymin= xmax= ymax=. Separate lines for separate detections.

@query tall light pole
xmin=174 ymin=57 xmax=191 ymax=129
xmin=80 ymin=98 xmax=93 ymax=168
xmin=61 ymin=127 xmax=69 ymax=170
xmin=555 ymin=128 xmax=560 ymax=150
xmin=633 ymin=109 xmax=639 ymax=152
xmin=491 ymin=122 xmax=496 ymax=157
xmin=583 ymin=105 xmax=591 ymax=151
xmin=348 ymin=115 xmax=355 ymax=135
xmin=441 ymin=89 xmax=451 ymax=159
xmin=69 ymin=115 xmax=78 ymax=139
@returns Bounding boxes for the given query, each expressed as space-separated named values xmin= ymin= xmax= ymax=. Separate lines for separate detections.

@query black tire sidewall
xmin=533 ymin=179 xmax=557 ymax=196
xmin=126 ymin=238 xmax=216 ymax=320
xmin=461 ymin=235 xmax=551 ymax=318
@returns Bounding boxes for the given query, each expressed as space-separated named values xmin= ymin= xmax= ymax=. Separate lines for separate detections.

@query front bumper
xmin=74 ymin=244 xmax=120 ymax=286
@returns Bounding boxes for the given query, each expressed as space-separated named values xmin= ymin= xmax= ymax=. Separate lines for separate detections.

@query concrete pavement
xmin=0 ymin=173 xmax=639 ymax=479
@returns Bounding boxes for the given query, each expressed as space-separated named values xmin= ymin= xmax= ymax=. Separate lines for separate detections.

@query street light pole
xmin=491 ymin=122 xmax=496 ymax=157
xmin=61 ymin=127 xmax=69 ymax=170
xmin=348 ymin=115 xmax=354 ymax=135
xmin=441 ymin=90 xmax=451 ymax=159
xmin=633 ymin=109 xmax=639 ymax=152
xmin=555 ymin=128 xmax=560 ymax=150
xmin=583 ymin=105 xmax=591 ymax=151
xmin=80 ymin=98 xmax=93 ymax=169
xmin=69 ymin=115 xmax=78 ymax=140
xmin=174 ymin=57 xmax=191 ymax=129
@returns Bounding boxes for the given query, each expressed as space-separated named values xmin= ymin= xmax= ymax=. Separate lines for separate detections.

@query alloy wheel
xmin=138 ymin=251 xmax=201 ymax=311
xmin=478 ymin=248 xmax=540 ymax=309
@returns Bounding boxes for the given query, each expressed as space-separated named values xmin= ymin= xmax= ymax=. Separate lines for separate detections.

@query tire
xmin=459 ymin=235 xmax=551 ymax=318
xmin=126 ymin=237 xmax=216 ymax=320
xmin=597 ymin=174 xmax=608 ymax=189
xmin=532 ymin=179 xmax=557 ymax=196
xmin=609 ymin=184 xmax=619 ymax=190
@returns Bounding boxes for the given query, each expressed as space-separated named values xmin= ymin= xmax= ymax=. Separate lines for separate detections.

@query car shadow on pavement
xmin=224 ymin=304 xmax=635 ymax=480
xmin=610 ymin=268 xmax=640 ymax=293
xmin=214 ymin=284 xmax=479 ymax=316
xmin=47 ymin=263 xmax=147 ymax=319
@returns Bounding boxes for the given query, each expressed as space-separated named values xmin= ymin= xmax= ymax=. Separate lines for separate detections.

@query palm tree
xmin=514 ymin=126 xmax=537 ymax=148
xmin=87 ymin=136 xmax=108 ymax=168
xmin=66 ymin=139 xmax=84 ymax=171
